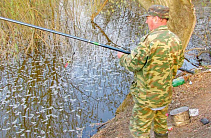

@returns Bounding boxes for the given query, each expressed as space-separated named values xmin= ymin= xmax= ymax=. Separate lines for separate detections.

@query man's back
xmin=122 ymin=25 xmax=184 ymax=108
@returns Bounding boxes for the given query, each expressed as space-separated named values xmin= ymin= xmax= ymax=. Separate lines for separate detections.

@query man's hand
xmin=117 ymin=52 xmax=124 ymax=58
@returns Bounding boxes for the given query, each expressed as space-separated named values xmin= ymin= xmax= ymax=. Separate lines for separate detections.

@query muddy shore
xmin=92 ymin=67 xmax=211 ymax=138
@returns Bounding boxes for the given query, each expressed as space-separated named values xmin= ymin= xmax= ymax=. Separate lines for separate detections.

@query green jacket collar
xmin=150 ymin=25 xmax=168 ymax=34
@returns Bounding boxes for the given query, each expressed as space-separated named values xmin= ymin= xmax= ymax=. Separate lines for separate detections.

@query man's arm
xmin=117 ymin=42 xmax=149 ymax=72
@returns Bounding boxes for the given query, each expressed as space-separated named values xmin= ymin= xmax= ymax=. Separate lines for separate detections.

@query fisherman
xmin=117 ymin=5 xmax=184 ymax=138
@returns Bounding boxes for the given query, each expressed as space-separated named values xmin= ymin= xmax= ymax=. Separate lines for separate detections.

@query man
xmin=117 ymin=5 xmax=184 ymax=138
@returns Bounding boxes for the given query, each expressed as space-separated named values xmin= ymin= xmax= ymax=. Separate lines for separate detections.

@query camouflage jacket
xmin=119 ymin=25 xmax=184 ymax=108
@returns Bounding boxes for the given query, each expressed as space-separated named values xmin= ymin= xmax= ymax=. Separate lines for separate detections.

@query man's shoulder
xmin=147 ymin=28 xmax=180 ymax=43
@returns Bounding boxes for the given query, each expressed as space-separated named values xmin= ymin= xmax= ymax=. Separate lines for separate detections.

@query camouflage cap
xmin=141 ymin=5 xmax=170 ymax=19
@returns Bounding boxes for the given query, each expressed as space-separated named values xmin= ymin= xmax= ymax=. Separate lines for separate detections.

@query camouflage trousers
xmin=129 ymin=104 xmax=168 ymax=138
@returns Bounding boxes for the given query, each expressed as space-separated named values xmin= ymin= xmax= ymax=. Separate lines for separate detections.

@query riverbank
xmin=92 ymin=66 xmax=211 ymax=138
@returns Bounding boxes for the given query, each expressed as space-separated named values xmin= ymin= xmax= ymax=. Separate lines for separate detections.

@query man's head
xmin=142 ymin=5 xmax=170 ymax=31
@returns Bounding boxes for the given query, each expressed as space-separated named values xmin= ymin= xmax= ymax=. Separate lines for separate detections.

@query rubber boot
xmin=154 ymin=132 xmax=168 ymax=138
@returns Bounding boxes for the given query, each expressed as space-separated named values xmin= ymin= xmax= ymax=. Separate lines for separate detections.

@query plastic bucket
xmin=170 ymin=106 xmax=190 ymax=126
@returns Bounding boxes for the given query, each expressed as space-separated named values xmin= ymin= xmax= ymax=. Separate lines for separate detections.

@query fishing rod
xmin=0 ymin=16 xmax=130 ymax=54
xmin=0 ymin=16 xmax=194 ymax=74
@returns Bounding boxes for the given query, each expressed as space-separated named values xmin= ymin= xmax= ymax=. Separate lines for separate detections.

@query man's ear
xmin=155 ymin=16 xmax=162 ymax=23
xmin=153 ymin=16 xmax=159 ymax=23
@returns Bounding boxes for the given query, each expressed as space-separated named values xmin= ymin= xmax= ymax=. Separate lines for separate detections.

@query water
xmin=0 ymin=1 xmax=210 ymax=138
xmin=0 ymin=48 xmax=132 ymax=137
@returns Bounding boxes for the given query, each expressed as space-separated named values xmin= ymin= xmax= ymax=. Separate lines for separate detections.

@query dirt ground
xmin=92 ymin=66 xmax=211 ymax=138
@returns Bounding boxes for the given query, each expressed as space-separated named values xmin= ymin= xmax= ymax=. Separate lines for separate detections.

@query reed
xmin=0 ymin=0 xmax=57 ymax=56
xmin=0 ymin=0 xmax=141 ymax=59
xmin=0 ymin=0 xmax=111 ymax=58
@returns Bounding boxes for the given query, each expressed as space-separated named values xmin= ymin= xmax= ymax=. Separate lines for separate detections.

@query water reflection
xmin=0 ymin=43 xmax=132 ymax=137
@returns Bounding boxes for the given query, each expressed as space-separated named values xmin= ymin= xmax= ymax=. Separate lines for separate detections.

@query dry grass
xmin=0 ymin=0 xmax=59 ymax=56
xmin=0 ymin=0 xmax=109 ymax=59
